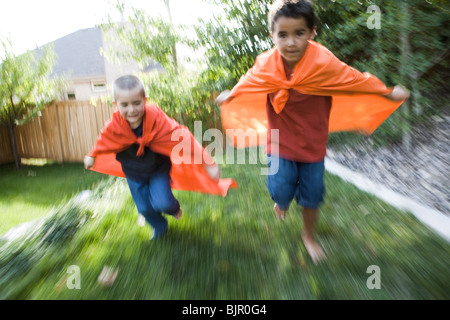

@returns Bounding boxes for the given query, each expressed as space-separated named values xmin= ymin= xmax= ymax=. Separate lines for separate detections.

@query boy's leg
xmin=295 ymin=161 xmax=326 ymax=264
xmin=148 ymin=168 xmax=181 ymax=220
xmin=301 ymin=207 xmax=326 ymax=264
xmin=267 ymin=155 xmax=298 ymax=219
xmin=127 ymin=178 xmax=169 ymax=239
xmin=274 ymin=203 xmax=286 ymax=220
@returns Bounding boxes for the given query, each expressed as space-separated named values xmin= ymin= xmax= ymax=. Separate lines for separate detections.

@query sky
xmin=0 ymin=0 xmax=218 ymax=56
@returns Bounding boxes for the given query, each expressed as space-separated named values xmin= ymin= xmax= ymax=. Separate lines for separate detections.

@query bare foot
xmin=174 ymin=208 xmax=182 ymax=220
xmin=274 ymin=203 xmax=286 ymax=220
xmin=302 ymin=233 xmax=327 ymax=264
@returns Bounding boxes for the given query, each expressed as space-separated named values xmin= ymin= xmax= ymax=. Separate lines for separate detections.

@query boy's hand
xmin=384 ymin=85 xmax=410 ymax=102
xmin=215 ymin=90 xmax=232 ymax=105
xmin=84 ymin=156 xmax=95 ymax=169
xmin=204 ymin=163 xmax=221 ymax=181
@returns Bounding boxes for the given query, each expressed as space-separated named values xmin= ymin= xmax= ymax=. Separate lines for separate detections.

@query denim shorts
xmin=266 ymin=155 xmax=325 ymax=210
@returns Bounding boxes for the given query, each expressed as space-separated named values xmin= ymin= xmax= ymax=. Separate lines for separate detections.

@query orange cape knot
xmin=272 ymin=88 xmax=290 ymax=114
xmin=136 ymin=137 xmax=145 ymax=156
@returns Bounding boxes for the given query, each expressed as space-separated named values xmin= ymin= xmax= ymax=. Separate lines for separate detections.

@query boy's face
xmin=114 ymin=87 xmax=147 ymax=129
xmin=271 ymin=16 xmax=316 ymax=70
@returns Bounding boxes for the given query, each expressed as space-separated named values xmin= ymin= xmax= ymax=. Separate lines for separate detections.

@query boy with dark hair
xmin=217 ymin=0 xmax=409 ymax=263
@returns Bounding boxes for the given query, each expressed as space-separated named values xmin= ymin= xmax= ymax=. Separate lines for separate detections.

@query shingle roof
xmin=51 ymin=27 xmax=105 ymax=78
xmin=32 ymin=26 xmax=163 ymax=80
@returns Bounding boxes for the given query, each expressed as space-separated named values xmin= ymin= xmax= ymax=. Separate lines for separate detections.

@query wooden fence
xmin=0 ymin=100 xmax=115 ymax=164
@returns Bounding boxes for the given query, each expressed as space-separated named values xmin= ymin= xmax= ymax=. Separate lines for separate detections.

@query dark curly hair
xmin=268 ymin=0 xmax=315 ymax=32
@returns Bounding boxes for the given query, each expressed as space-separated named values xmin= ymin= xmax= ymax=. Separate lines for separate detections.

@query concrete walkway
xmin=325 ymin=157 xmax=450 ymax=242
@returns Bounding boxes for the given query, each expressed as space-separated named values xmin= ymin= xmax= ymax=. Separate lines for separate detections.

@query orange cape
xmin=221 ymin=40 xmax=406 ymax=147
xmin=89 ymin=103 xmax=237 ymax=197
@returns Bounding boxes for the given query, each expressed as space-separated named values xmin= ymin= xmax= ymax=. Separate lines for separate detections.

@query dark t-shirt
xmin=116 ymin=122 xmax=171 ymax=181
xmin=266 ymin=60 xmax=332 ymax=163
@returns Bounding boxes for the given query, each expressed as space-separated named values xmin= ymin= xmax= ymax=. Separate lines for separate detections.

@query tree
xmin=313 ymin=0 xmax=449 ymax=146
xmin=101 ymin=0 xmax=219 ymax=129
xmin=102 ymin=0 xmax=448 ymax=147
xmin=102 ymin=0 xmax=181 ymax=73
xmin=0 ymin=39 xmax=64 ymax=169
xmin=194 ymin=0 xmax=272 ymax=89
xmin=164 ymin=0 xmax=178 ymax=70
xmin=197 ymin=0 xmax=449 ymax=146
xmin=100 ymin=0 xmax=271 ymax=131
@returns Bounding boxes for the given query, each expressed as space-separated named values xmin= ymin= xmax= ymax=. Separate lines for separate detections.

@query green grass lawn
xmin=0 ymin=161 xmax=109 ymax=236
xmin=0 ymin=157 xmax=449 ymax=300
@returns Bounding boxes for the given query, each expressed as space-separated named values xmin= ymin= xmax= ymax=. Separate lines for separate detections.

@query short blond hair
xmin=113 ymin=75 xmax=146 ymax=100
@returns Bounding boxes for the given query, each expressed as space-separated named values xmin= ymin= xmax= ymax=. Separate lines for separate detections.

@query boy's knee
xmin=152 ymin=197 xmax=180 ymax=215
xmin=267 ymin=178 xmax=295 ymax=209
xmin=270 ymin=189 xmax=294 ymax=209
xmin=136 ymin=202 xmax=154 ymax=216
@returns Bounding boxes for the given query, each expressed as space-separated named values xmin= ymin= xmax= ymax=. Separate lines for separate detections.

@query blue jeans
xmin=126 ymin=169 xmax=180 ymax=238
xmin=267 ymin=155 xmax=325 ymax=210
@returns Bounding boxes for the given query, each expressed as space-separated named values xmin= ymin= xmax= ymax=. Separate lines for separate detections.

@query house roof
xmin=38 ymin=26 xmax=163 ymax=80
xmin=51 ymin=27 xmax=105 ymax=79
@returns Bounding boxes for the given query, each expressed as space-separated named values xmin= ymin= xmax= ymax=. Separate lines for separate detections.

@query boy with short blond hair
xmin=86 ymin=75 xmax=231 ymax=239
